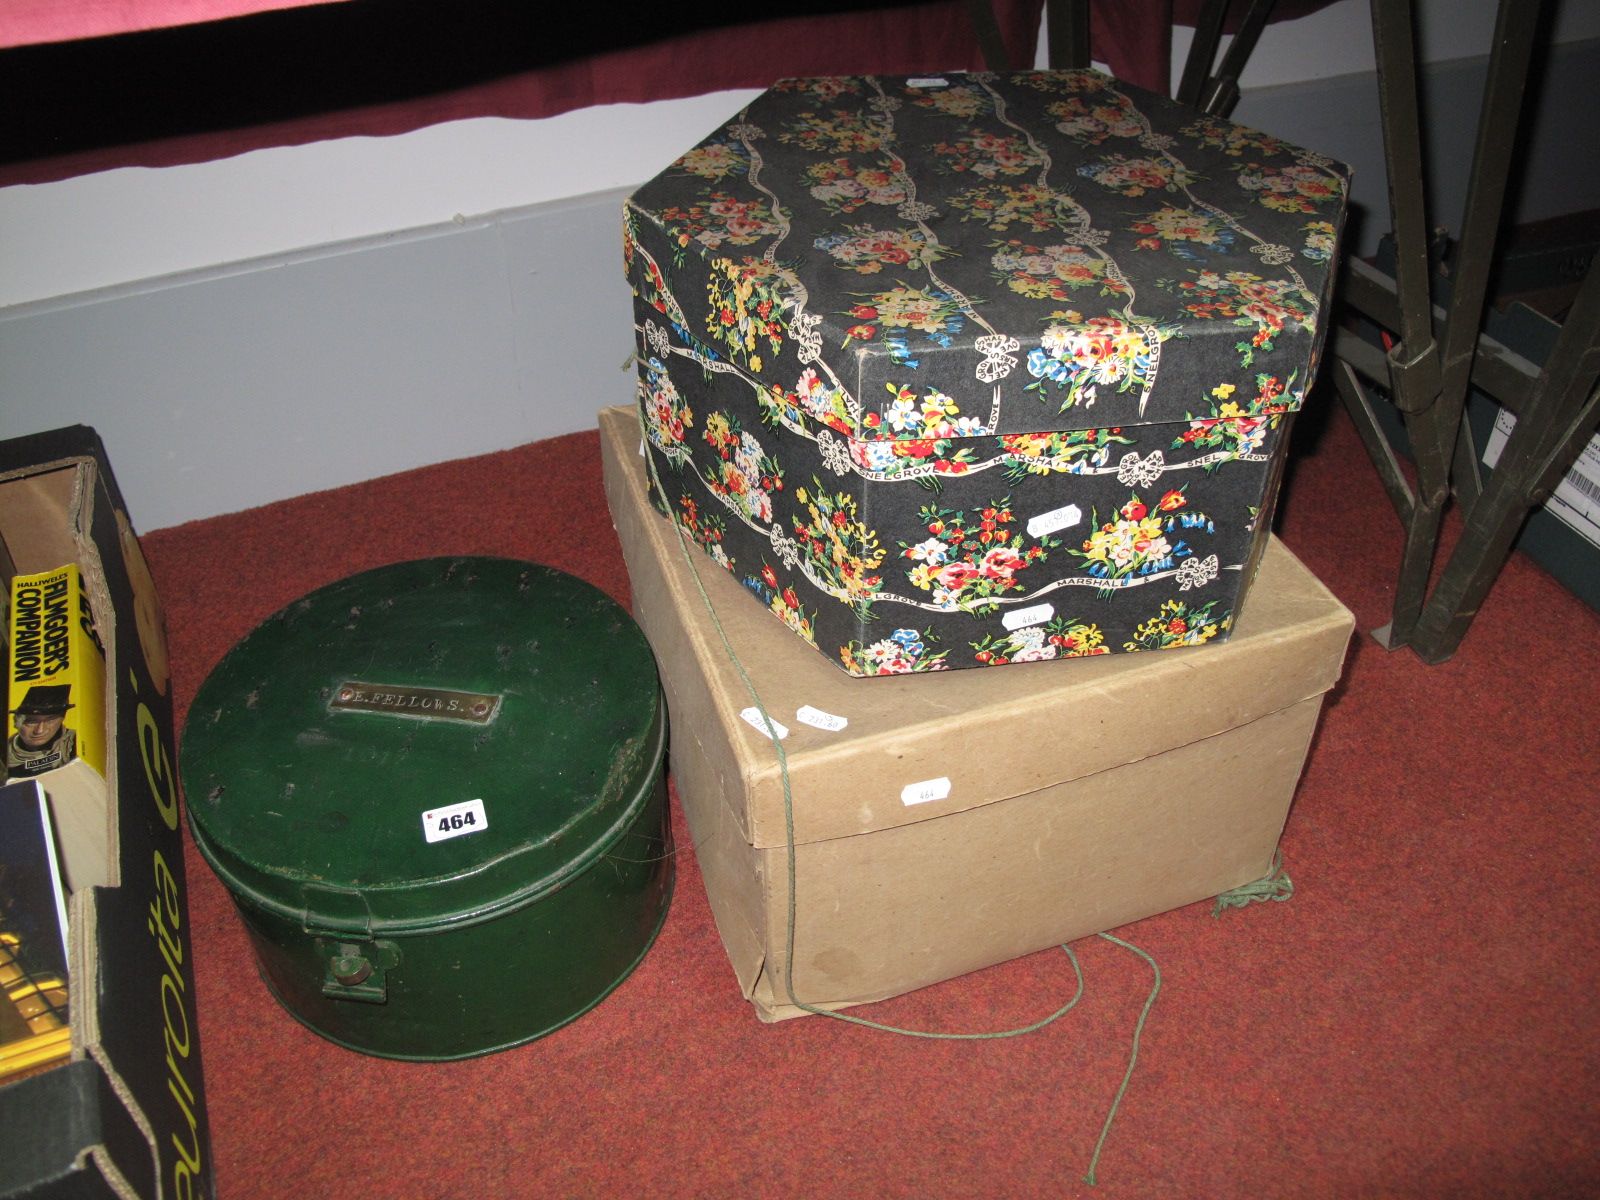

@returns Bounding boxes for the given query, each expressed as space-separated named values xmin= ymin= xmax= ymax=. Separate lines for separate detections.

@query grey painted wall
xmin=1 ymin=189 xmax=641 ymax=532
xmin=3 ymin=41 xmax=1596 ymax=533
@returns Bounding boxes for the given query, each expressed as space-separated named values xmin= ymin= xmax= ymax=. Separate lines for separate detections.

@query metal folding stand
xmin=966 ymin=0 xmax=1274 ymax=111
xmin=1332 ymin=0 xmax=1600 ymax=663
xmin=1031 ymin=0 xmax=1277 ymax=117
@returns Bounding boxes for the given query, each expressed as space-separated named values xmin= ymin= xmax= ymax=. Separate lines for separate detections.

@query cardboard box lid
xmin=624 ymin=70 xmax=1350 ymax=441
xmin=601 ymin=405 xmax=1354 ymax=849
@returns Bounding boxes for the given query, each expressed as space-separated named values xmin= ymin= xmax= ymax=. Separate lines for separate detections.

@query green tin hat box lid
xmin=179 ymin=557 xmax=672 ymax=1060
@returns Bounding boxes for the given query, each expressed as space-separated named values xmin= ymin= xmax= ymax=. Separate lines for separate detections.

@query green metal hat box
xmin=179 ymin=557 xmax=672 ymax=1061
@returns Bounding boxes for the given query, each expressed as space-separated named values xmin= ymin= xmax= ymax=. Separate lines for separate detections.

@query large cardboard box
xmin=624 ymin=70 xmax=1349 ymax=674
xmin=600 ymin=405 xmax=1353 ymax=1020
xmin=0 ymin=428 xmax=213 ymax=1199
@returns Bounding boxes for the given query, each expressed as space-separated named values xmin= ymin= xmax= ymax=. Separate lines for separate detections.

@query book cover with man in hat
xmin=6 ymin=564 xmax=110 ymax=892
xmin=7 ymin=564 xmax=105 ymax=781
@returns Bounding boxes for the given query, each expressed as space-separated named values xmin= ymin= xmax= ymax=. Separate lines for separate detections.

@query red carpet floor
xmin=142 ymin=397 xmax=1600 ymax=1198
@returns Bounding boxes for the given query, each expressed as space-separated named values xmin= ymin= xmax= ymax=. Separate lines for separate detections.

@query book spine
xmin=7 ymin=564 xmax=106 ymax=778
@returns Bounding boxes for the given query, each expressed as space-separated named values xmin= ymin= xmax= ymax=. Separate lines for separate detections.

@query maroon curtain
xmin=0 ymin=1 xmax=1046 ymax=185
xmin=0 ymin=0 xmax=1348 ymax=187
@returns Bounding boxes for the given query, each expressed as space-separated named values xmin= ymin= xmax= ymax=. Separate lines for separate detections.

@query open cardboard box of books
xmin=0 ymin=428 xmax=213 ymax=1200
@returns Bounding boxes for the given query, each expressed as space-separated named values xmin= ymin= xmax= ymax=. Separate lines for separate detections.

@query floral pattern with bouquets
xmin=639 ymin=357 xmax=693 ymax=453
xmin=848 ymin=436 xmax=977 ymax=479
xmin=1179 ymin=116 xmax=1288 ymax=159
xmin=771 ymin=77 xmax=863 ymax=102
xmin=815 ymin=225 xmax=951 ymax=274
xmin=845 ymin=383 xmax=986 ymax=476
xmin=671 ymin=494 xmax=732 ymax=571
xmin=761 ymin=368 xmax=988 ymax=450
xmin=1072 ymin=490 xmax=1214 ymax=586
xmin=839 ymin=627 xmax=950 ymax=675
xmin=1077 ymin=155 xmax=1200 ymax=197
xmin=1175 ymin=375 xmax=1302 ymax=464
xmin=931 ymin=131 xmax=1044 ymax=178
xmin=780 ymin=108 xmax=890 ymax=155
xmin=624 ymin=70 xmax=1349 ymax=673
xmin=1123 ymin=597 xmax=1230 ymax=651
xmin=1046 ymin=93 xmax=1144 ymax=144
xmin=1234 ymin=162 xmax=1344 ymax=214
xmin=660 ymin=193 xmax=780 ymax=250
xmin=744 ymin=563 xmax=817 ymax=646
xmin=1301 ymin=220 xmax=1337 ymax=263
xmin=627 ymin=225 xmax=676 ymax=319
xmin=792 ymin=478 xmax=886 ymax=603
xmin=804 ymin=157 xmax=912 ymax=214
xmin=702 ymin=410 xmax=785 ymax=524
xmin=991 ymin=239 xmax=1129 ymax=301
xmin=877 ymin=383 xmax=987 ymax=439
xmin=999 ymin=425 xmax=1137 ymax=482
xmin=706 ymin=257 xmax=794 ymax=371
xmin=1158 ymin=269 xmax=1317 ymax=367
xmin=673 ymin=138 xmax=752 ymax=182
xmin=949 ymin=183 xmax=1074 ymax=233
xmin=971 ymin=616 xmax=1108 ymax=665
xmin=1025 ymin=314 xmax=1163 ymax=412
xmin=908 ymin=82 xmax=991 ymax=119
xmin=840 ymin=283 xmax=969 ymax=368
xmin=1129 ymin=206 xmax=1237 ymax=261
xmin=900 ymin=497 xmax=1056 ymax=612
xmin=767 ymin=367 xmax=856 ymax=438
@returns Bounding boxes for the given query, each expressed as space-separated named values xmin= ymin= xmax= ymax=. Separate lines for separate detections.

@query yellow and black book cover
xmin=7 ymin=562 xmax=106 ymax=780
xmin=6 ymin=564 xmax=111 ymax=892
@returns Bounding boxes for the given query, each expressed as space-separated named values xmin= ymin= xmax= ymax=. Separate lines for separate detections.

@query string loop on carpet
xmin=1212 ymin=852 xmax=1294 ymax=916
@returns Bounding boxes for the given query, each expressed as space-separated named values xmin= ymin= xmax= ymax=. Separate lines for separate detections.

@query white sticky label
xmin=908 ymin=77 xmax=950 ymax=88
xmin=422 ymin=798 xmax=487 ymax=844
xmin=1002 ymin=602 xmax=1054 ymax=632
xmin=1027 ymin=503 xmax=1083 ymax=539
xmin=901 ymin=777 xmax=952 ymax=806
xmin=1484 ymin=407 xmax=1600 ymax=548
xmin=795 ymin=705 xmax=849 ymax=733
xmin=740 ymin=707 xmax=789 ymax=740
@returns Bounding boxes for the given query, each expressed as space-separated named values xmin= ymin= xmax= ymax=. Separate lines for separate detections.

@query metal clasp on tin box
xmin=302 ymin=881 xmax=400 ymax=1004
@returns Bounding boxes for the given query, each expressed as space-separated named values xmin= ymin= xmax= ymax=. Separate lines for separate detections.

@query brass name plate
xmin=330 ymin=682 xmax=501 ymax=725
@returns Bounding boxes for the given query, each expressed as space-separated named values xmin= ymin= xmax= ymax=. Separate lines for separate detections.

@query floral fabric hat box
xmin=624 ymin=70 xmax=1349 ymax=675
